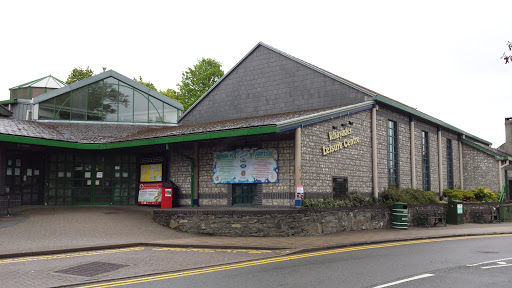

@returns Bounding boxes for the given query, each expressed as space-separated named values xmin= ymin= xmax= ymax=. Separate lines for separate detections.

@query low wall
xmin=153 ymin=202 xmax=503 ymax=237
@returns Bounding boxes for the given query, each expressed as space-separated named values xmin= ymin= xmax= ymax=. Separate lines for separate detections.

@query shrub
xmin=302 ymin=192 xmax=374 ymax=209
xmin=443 ymin=187 xmax=498 ymax=202
xmin=380 ymin=187 xmax=440 ymax=205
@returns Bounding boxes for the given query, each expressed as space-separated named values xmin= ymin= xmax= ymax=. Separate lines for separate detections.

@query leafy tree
xmin=177 ymin=58 xmax=224 ymax=111
xmin=501 ymin=41 xmax=512 ymax=64
xmin=66 ymin=67 xmax=94 ymax=84
xmin=133 ymin=76 xmax=157 ymax=91
xmin=160 ymin=88 xmax=180 ymax=102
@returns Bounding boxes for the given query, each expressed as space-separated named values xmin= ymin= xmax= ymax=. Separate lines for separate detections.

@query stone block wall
xmin=462 ymin=144 xmax=500 ymax=191
xmin=301 ymin=109 xmax=373 ymax=197
xmin=153 ymin=202 xmax=503 ymax=237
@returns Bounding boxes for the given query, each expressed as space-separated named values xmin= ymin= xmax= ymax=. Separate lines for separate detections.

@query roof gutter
xmin=277 ymin=101 xmax=375 ymax=132
xmin=373 ymin=95 xmax=492 ymax=146
xmin=460 ymin=138 xmax=509 ymax=160
xmin=0 ymin=125 xmax=279 ymax=150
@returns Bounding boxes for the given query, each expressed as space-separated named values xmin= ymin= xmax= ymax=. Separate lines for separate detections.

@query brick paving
xmin=1 ymin=206 xmax=512 ymax=257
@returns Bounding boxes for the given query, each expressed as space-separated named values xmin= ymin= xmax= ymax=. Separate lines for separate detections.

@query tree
xmin=133 ymin=76 xmax=158 ymax=91
xmin=501 ymin=41 xmax=512 ymax=64
xmin=177 ymin=58 xmax=224 ymax=111
xmin=65 ymin=67 xmax=94 ymax=84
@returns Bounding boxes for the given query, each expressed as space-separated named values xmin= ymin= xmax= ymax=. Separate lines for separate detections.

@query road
xmin=63 ymin=234 xmax=512 ymax=288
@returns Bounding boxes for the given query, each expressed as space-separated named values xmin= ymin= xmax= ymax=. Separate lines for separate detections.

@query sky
xmin=1 ymin=1 xmax=510 ymax=147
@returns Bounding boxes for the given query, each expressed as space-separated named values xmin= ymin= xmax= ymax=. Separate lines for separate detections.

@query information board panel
xmin=213 ymin=148 xmax=278 ymax=184
xmin=138 ymin=182 xmax=163 ymax=205
xmin=140 ymin=163 xmax=162 ymax=182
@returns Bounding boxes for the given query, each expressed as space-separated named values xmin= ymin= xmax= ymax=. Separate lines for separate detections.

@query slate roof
xmin=0 ymin=104 xmax=353 ymax=144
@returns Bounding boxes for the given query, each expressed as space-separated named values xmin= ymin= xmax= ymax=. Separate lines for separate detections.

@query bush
xmin=302 ymin=192 xmax=374 ymax=209
xmin=444 ymin=187 xmax=498 ymax=202
xmin=380 ymin=187 xmax=440 ymax=205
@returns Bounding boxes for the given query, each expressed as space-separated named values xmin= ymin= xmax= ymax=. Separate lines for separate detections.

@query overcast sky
xmin=1 ymin=1 xmax=510 ymax=147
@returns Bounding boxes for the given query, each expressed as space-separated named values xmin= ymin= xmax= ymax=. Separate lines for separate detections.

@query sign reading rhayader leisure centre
xmin=322 ymin=127 xmax=360 ymax=156
xmin=213 ymin=148 xmax=278 ymax=184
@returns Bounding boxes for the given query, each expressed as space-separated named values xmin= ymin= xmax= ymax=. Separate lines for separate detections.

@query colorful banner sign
xmin=138 ymin=182 xmax=163 ymax=205
xmin=213 ymin=148 xmax=278 ymax=184
xmin=140 ymin=163 xmax=162 ymax=182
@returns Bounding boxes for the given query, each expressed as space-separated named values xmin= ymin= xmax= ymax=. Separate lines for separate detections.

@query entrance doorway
xmin=5 ymin=153 xmax=44 ymax=205
xmin=47 ymin=151 xmax=138 ymax=205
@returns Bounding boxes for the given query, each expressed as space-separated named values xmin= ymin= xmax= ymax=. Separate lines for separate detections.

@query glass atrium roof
xmin=10 ymin=75 xmax=66 ymax=89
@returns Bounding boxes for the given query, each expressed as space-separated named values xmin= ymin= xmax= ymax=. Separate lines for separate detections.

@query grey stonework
xmin=169 ymin=133 xmax=296 ymax=207
xmin=441 ymin=131 xmax=461 ymax=190
xmin=152 ymin=202 xmax=501 ymax=237
xmin=301 ymin=110 xmax=373 ymax=198
xmin=153 ymin=206 xmax=390 ymax=237
xmin=414 ymin=121 xmax=440 ymax=193
xmin=180 ymin=45 xmax=371 ymax=125
xmin=376 ymin=108 xmax=412 ymax=191
xmin=462 ymin=144 xmax=500 ymax=191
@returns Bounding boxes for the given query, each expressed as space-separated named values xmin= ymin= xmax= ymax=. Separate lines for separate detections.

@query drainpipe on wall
xmin=372 ymin=105 xmax=378 ymax=202
xmin=295 ymin=127 xmax=302 ymax=187
xmin=459 ymin=137 xmax=464 ymax=190
xmin=193 ymin=142 xmax=199 ymax=207
xmin=176 ymin=149 xmax=195 ymax=208
xmin=410 ymin=117 xmax=416 ymax=189
xmin=499 ymin=160 xmax=510 ymax=195
xmin=438 ymin=128 xmax=443 ymax=197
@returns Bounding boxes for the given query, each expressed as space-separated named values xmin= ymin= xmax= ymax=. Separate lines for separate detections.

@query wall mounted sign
xmin=138 ymin=182 xmax=163 ymax=205
xmin=140 ymin=164 xmax=162 ymax=182
xmin=322 ymin=127 xmax=360 ymax=156
xmin=213 ymin=148 xmax=278 ymax=184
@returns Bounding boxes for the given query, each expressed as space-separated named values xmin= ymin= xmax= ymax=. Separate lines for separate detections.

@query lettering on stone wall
xmin=322 ymin=127 xmax=360 ymax=156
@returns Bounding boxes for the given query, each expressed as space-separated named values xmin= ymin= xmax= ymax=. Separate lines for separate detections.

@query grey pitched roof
xmin=31 ymin=70 xmax=184 ymax=110
xmin=0 ymin=103 xmax=364 ymax=145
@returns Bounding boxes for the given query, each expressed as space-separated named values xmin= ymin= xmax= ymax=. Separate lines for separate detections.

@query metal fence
xmin=0 ymin=194 xmax=22 ymax=215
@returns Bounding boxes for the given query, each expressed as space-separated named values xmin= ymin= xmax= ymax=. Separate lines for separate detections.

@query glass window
xmin=118 ymin=85 xmax=134 ymax=122
xmin=55 ymin=92 xmax=71 ymax=120
xmin=333 ymin=177 xmax=348 ymax=198
xmin=164 ymin=103 xmax=178 ymax=123
xmin=71 ymin=87 xmax=87 ymax=120
xmin=148 ymin=97 xmax=163 ymax=123
xmin=446 ymin=139 xmax=454 ymax=190
xmin=387 ymin=120 xmax=399 ymax=187
xmin=103 ymin=81 xmax=118 ymax=121
xmin=38 ymin=98 xmax=55 ymax=120
xmin=232 ymin=183 xmax=258 ymax=205
xmin=133 ymin=91 xmax=148 ymax=122
xmin=104 ymin=77 xmax=118 ymax=85
xmin=87 ymin=82 xmax=103 ymax=121
xmin=422 ymin=131 xmax=430 ymax=191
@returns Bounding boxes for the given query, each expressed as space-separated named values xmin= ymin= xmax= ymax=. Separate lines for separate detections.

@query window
xmin=421 ymin=131 xmax=430 ymax=191
xmin=446 ymin=139 xmax=454 ymax=190
xmin=387 ymin=120 xmax=399 ymax=187
xmin=232 ymin=184 xmax=257 ymax=205
xmin=333 ymin=177 xmax=348 ymax=198
xmin=37 ymin=78 xmax=179 ymax=124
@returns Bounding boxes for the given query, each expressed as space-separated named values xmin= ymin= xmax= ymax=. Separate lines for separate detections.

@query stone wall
xmin=462 ymin=144 xmax=500 ymax=191
xmin=301 ymin=109 xmax=373 ymax=198
xmin=153 ymin=202 xmax=503 ymax=237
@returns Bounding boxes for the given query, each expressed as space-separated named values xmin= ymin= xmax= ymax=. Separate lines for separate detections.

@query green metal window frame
xmin=446 ymin=139 xmax=454 ymax=190
xmin=387 ymin=120 xmax=399 ymax=187
xmin=232 ymin=183 xmax=258 ymax=205
xmin=40 ymin=79 xmax=172 ymax=124
xmin=421 ymin=131 xmax=430 ymax=191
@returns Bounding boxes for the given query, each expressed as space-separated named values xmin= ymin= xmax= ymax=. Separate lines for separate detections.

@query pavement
xmin=1 ymin=206 xmax=512 ymax=259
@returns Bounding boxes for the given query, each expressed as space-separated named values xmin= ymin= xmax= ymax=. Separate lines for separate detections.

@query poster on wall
xmin=138 ymin=182 xmax=163 ymax=205
xmin=140 ymin=164 xmax=162 ymax=182
xmin=212 ymin=148 xmax=278 ymax=184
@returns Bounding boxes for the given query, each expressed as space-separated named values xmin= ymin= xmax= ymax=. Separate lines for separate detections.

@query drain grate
xmin=55 ymin=262 xmax=129 ymax=277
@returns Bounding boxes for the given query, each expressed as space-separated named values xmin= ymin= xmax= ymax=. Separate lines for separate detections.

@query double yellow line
xmin=0 ymin=247 xmax=145 ymax=264
xmin=77 ymin=234 xmax=512 ymax=288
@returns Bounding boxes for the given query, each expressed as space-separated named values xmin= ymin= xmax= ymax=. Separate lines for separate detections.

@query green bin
xmin=392 ymin=202 xmax=408 ymax=229
xmin=447 ymin=200 xmax=464 ymax=225
xmin=499 ymin=205 xmax=512 ymax=222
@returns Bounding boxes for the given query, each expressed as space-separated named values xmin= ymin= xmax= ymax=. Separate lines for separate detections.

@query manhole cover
xmin=103 ymin=211 xmax=120 ymax=214
xmin=478 ymin=251 xmax=499 ymax=254
xmin=55 ymin=262 xmax=129 ymax=277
